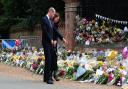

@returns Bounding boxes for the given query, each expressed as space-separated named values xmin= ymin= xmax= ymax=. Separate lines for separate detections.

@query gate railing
xmin=20 ymin=36 xmax=42 ymax=48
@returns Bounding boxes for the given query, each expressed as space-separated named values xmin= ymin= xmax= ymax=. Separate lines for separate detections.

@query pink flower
xmin=108 ymin=72 xmax=114 ymax=82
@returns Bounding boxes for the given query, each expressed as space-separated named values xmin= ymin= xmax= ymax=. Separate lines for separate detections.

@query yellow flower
xmin=41 ymin=61 xmax=44 ymax=65
xmin=42 ymin=56 xmax=45 ymax=61
xmin=71 ymin=60 xmax=77 ymax=66
xmin=13 ymin=55 xmax=20 ymax=61
xmin=108 ymin=51 xmax=118 ymax=60
xmin=64 ymin=60 xmax=68 ymax=65
xmin=103 ymin=72 xmax=109 ymax=77
xmin=33 ymin=56 xmax=38 ymax=60
xmin=98 ymin=61 xmax=103 ymax=66
xmin=120 ymin=66 xmax=126 ymax=70
xmin=68 ymin=63 xmax=73 ymax=67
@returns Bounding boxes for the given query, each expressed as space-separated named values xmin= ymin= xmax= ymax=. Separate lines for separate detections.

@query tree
xmin=0 ymin=0 xmax=65 ymax=31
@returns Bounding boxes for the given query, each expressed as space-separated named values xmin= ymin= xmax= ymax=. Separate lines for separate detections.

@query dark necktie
xmin=48 ymin=18 xmax=54 ymax=39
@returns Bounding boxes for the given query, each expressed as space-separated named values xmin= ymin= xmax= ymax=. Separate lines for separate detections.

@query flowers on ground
xmin=0 ymin=47 xmax=128 ymax=87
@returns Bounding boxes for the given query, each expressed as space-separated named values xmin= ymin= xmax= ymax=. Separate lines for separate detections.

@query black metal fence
xmin=20 ymin=36 xmax=42 ymax=48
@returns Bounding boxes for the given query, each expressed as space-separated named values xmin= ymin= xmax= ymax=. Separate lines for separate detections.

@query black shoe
xmin=43 ymin=78 xmax=47 ymax=82
xmin=51 ymin=78 xmax=54 ymax=81
xmin=47 ymin=80 xmax=54 ymax=84
xmin=43 ymin=80 xmax=46 ymax=82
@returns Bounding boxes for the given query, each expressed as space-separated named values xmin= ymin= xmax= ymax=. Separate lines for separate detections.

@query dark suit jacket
xmin=41 ymin=16 xmax=53 ymax=47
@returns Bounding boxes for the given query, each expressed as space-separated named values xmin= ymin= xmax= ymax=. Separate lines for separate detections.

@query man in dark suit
xmin=41 ymin=7 xmax=56 ymax=84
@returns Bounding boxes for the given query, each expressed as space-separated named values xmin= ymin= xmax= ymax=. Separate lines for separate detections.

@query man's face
xmin=50 ymin=11 xmax=55 ymax=19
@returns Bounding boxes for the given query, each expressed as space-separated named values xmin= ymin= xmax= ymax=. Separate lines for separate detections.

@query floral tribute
xmin=1 ymin=46 xmax=128 ymax=89
xmin=74 ymin=15 xmax=128 ymax=45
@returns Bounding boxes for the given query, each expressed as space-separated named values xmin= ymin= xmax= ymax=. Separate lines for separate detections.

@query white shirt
xmin=46 ymin=14 xmax=52 ymax=27
xmin=46 ymin=14 xmax=50 ymax=20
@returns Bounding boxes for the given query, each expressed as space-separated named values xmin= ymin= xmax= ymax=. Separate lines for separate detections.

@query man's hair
xmin=48 ymin=7 xmax=56 ymax=13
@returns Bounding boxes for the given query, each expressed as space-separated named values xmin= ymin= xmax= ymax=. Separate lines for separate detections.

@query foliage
xmin=0 ymin=0 xmax=65 ymax=31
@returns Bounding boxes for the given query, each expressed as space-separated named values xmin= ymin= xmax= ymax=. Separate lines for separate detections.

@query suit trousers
xmin=43 ymin=45 xmax=54 ymax=81
xmin=52 ymin=47 xmax=58 ymax=72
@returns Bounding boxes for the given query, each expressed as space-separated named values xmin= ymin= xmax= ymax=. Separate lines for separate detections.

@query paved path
xmin=0 ymin=73 xmax=77 ymax=89
xmin=0 ymin=63 xmax=121 ymax=89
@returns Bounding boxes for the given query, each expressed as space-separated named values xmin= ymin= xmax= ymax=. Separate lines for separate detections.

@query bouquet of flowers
xmin=107 ymin=70 xmax=121 ymax=86
xmin=65 ymin=66 xmax=74 ymax=79
xmin=82 ymin=70 xmax=94 ymax=81
xmin=75 ymin=16 xmax=128 ymax=45
xmin=97 ymin=73 xmax=108 ymax=84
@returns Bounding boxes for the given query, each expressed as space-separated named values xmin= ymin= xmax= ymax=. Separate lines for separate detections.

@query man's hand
xmin=51 ymin=40 xmax=54 ymax=45
xmin=53 ymin=40 xmax=57 ymax=47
